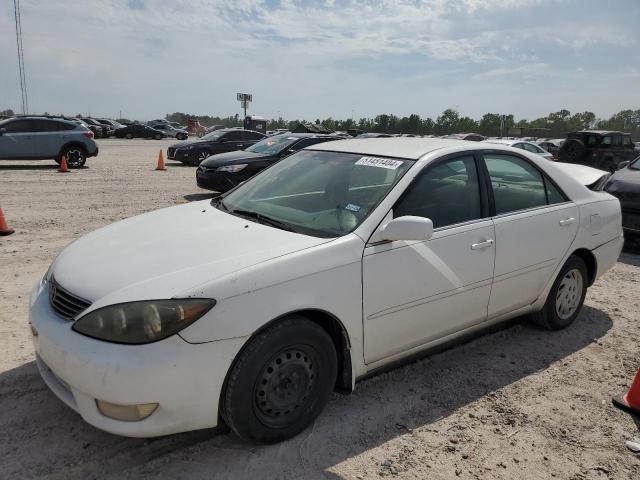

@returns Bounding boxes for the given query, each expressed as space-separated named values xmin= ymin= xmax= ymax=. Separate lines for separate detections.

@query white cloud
xmin=0 ymin=0 xmax=637 ymax=120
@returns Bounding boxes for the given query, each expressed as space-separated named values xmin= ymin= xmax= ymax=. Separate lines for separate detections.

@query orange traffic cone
xmin=0 ymin=208 xmax=15 ymax=236
xmin=155 ymin=150 xmax=166 ymax=171
xmin=613 ymin=369 xmax=640 ymax=417
xmin=58 ymin=156 xmax=70 ymax=173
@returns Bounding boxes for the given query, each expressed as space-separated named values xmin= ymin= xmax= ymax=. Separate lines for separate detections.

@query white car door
xmin=482 ymin=152 xmax=579 ymax=318
xmin=362 ymin=155 xmax=496 ymax=365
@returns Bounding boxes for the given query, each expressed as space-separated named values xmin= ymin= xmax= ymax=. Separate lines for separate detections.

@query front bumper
xmin=170 ymin=149 xmax=197 ymax=163
xmin=29 ymin=280 xmax=246 ymax=437
xmin=196 ymin=168 xmax=238 ymax=192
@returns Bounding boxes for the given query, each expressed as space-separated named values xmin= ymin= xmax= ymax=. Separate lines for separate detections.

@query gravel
xmin=1 ymin=139 xmax=639 ymax=479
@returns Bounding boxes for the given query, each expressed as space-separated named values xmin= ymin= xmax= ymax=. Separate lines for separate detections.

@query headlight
xmin=186 ymin=145 xmax=194 ymax=150
xmin=216 ymin=164 xmax=248 ymax=173
xmin=72 ymin=299 xmax=215 ymax=344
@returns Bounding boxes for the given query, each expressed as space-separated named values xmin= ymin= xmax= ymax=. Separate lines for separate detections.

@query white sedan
xmin=30 ymin=138 xmax=623 ymax=442
xmin=483 ymin=138 xmax=556 ymax=161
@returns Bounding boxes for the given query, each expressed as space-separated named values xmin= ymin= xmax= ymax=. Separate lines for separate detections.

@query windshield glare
xmin=220 ymin=150 xmax=412 ymax=238
xmin=246 ymin=135 xmax=298 ymax=155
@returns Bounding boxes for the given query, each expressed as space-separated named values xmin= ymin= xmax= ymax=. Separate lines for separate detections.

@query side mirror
xmin=617 ymin=161 xmax=630 ymax=170
xmin=380 ymin=216 xmax=434 ymax=242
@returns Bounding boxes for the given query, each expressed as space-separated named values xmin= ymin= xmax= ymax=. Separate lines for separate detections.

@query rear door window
xmin=601 ymin=136 xmax=612 ymax=148
xmin=484 ymin=154 xmax=547 ymax=215
xmin=3 ymin=119 xmax=35 ymax=133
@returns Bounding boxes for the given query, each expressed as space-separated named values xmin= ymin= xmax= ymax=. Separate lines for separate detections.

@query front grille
xmin=49 ymin=277 xmax=92 ymax=320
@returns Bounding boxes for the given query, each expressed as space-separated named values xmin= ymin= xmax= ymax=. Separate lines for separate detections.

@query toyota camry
xmin=30 ymin=138 xmax=623 ymax=443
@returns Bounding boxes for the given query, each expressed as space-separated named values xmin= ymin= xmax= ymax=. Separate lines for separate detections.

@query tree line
xmin=165 ymin=109 xmax=640 ymax=139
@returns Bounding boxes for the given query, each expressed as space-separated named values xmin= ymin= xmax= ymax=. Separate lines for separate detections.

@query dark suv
xmin=558 ymin=130 xmax=636 ymax=172
xmin=167 ymin=128 xmax=265 ymax=165
xmin=0 ymin=116 xmax=98 ymax=167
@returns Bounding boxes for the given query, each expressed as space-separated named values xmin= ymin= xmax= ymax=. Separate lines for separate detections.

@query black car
xmin=78 ymin=118 xmax=105 ymax=138
xmin=605 ymin=155 xmax=640 ymax=237
xmin=558 ymin=130 xmax=636 ymax=172
xmin=114 ymin=124 xmax=166 ymax=140
xmin=167 ymin=128 xmax=265 ymax=165
xmin=196 ymin=133 xmax=340 ymax=193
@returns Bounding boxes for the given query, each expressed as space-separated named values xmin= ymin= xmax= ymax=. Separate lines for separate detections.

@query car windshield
xmin=218 ymin=150 xmax=413 ymax=238
xmin=245 ymin=135 xmax=299 ymax=154
xmin=630 ymin=155 xmax=640 ymax=170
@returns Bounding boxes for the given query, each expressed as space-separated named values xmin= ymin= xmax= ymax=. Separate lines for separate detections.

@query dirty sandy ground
xmin=1 ymin=139 xmax=639 ymax=480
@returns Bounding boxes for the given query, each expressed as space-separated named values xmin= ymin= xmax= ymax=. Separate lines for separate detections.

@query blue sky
xmin=1 ymin=0 xmax=638 ymax=121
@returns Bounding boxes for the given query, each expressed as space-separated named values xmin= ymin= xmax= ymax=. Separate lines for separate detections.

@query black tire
xmin=154 ymin=134 xmax=162 ymax=140
xmin=58 ymin=146 xmax=87 ymax=168
xmin=222 ymin=317 xmax=337 ymax=443
xmin=196 ymin=150 xmax=211 ymax=164
xmin=125 ymin=133 xmax=133 ymax=139
xmin=529 ymin=255 xmax=588 ymax=330
xmin=558 ymin=138 xmax=585 ymax=163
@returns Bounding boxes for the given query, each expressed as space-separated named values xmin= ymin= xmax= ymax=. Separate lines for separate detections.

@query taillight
xmin=83 ymin=131 xmax=94 ymax=139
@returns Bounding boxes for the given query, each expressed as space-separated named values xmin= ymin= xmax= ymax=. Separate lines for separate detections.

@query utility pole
xmin=13 ymin=0 xmax=28 ymax=114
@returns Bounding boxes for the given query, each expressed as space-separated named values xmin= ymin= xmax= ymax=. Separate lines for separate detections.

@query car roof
xmin=306 ymin=137 xmax=479 ymax=160
xmin=272 ymin=133 xmax=338 ymax=139
xmin=572 ymin=130 xmax=630 ymax=136
xmin=482 ymin=139 xmax=528 ymax=146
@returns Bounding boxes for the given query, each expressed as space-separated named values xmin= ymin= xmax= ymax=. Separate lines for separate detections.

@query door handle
xmin=471 ymin=239 xmax=494 ymax=250
xmin=559 ymin=217 xmax=576 ymax=226
xmin=236 ymin=144 xmax=244 ymax=147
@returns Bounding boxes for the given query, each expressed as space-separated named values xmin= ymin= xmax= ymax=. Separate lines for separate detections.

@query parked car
xmin=537 ymin=139 xmax=565 ymax=157
xmin=96 ymin=118 xmax=126 ymax=133
xmin=167 ymin=128 xmax=265 ymax=165
xmin=77 ymin=118 xmax=105 ymax=138
xmin=151 ymin=124 xmax=188 ymax=140
xmin=84 ymin=118 xmax=114 ymax=137
xmin=445 ymin=133 xmax=485 ymax=141
xmin=482 ymin=139 xmax=555 ymax=160
xmin=31 ymin=138 xmax=622 ymax=441
xmin=0 ymin=116 xmax=98 ymax=167
xmin=558 ymin=130 xmax=636 ymax=172
xmin=605 ymin=155 xmax=640 ymax=237
xmin=196 ymin=133 xmax=341 ymax=192
xmin=356 ymin=133 xmax=393 ymax=138
xmin=114 ymin=124 xmax=166 ymax=140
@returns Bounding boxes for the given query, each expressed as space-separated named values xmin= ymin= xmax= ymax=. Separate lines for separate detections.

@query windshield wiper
xmin=211 ymin=197 xmax=229 ymax=211
xmin=230 ymin=208 xmax=297 ymax=232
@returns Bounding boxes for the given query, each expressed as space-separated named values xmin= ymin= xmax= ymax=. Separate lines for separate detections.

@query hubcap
xmin=254 ymin=348 xmax=315 ymax=426
xmin=198 ymin=152 xmax=209 ymax=161
xmin=555 ymin=268 xmax=583 ymax=320
xmin=65 ymin=149 xmax=83 ymax=166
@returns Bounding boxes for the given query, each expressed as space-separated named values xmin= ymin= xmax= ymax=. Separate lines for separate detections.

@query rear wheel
xmin=529 ymin=255 xmax=588 ymax=330
xmin=154 ymin=134 xmax=162 ymax=140
xmin=559 ymin=138 xmax=585 ymax=163
xmin=125 ymin=133 xmax=133 ymax=139
xmin=58 ymin=146 xmax=87 ymax=168
xmin=222 ymin=317 xmax=337 ymax=443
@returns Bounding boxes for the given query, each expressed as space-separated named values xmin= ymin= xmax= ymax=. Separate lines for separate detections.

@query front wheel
xmin=154 ymin=134 xmax=162 ymax=140
xmin=222 ymin=317 xmax=337 ymax=443
xmin=125 ymin=133 xmax=133 ymax=139
xmin=529 ymin=255 xmax=588 ymax=330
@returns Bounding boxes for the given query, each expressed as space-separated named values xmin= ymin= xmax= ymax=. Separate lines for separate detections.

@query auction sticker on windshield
xmin=355 ymin=156 xmax=403 ymax=170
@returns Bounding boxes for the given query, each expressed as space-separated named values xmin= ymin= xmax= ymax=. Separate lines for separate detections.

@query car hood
xmin=50 ymin=201 xmax=330 ymax=306
xmin=200 ymin=150 xmax=272 ymax=167
xmin=608 ymin=166 xmax=640 ymax=189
